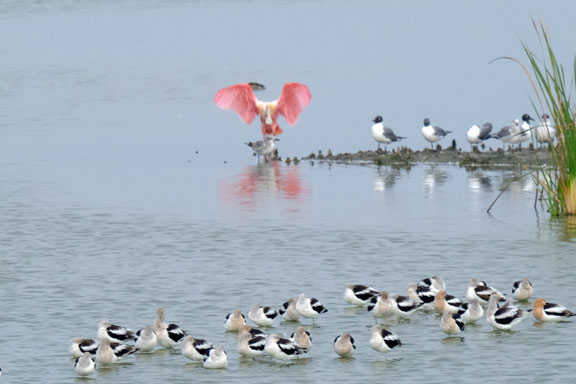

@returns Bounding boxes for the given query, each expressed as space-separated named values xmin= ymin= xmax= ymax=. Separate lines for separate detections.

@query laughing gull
xmin=371 ymin=116 xmax=406 ymax=152
xmin=466 ymin=123 xmax=493 ymax=146
xmin=245 ymin=135 xmax=278 ymax=162
xmin=491 ymin=119 xmax=521 ymax=147
xmin=421 ymin=118 xmax=451 ymax=148
xmin=535 ymin=113 xmax=556 ymax=145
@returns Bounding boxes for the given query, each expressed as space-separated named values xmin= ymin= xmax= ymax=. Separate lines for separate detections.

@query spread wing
xmin=276 ymin=83 xmax=311 ymax=126
xmin=214 ymin=83 xmax=259 ymax=124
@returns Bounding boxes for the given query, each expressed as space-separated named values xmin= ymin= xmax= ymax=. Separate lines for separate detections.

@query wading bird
xmin=214 ymin=82 xmax=311 ymax=136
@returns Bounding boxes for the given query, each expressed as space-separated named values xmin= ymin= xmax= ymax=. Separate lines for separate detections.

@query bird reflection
xmin=219 ymin=162 xmax=308 ymax=211
xmin=373 ymin=166 xmax=404 ymax=192
xmin=467 ymin=169 xmax=493 ymax=193
xmin=498 ymin=172 xmax=534 ymax=196
xmin=423 ymin=166 xmax=449 ymax=194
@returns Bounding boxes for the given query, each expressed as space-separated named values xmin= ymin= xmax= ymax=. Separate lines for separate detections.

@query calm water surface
xmin=1 ymin=1 xmax=576 ymax=384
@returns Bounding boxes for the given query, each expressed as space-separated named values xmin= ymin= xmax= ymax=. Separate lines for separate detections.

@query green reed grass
xmin=496 ymin=21 xmax=576 ymax=215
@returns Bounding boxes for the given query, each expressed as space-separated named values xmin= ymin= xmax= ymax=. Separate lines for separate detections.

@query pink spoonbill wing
xmin=276 ymin=83 xmax=312 ymax=126
xmin=214 ymin=83 xmax=259 ymax=124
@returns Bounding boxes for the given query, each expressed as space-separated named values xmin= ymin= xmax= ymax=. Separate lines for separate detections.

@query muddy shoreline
xmin=282 ymin=142 xmax=553 ymax=168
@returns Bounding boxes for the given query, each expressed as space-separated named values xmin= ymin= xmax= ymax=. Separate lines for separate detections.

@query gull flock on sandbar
xmin=67 ymin=277 xmax=574 ymax=377
xmin=213 ymin=82 xmax=557 ymax=161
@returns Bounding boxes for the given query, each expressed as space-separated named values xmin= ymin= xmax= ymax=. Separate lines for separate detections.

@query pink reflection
xmin=219 ymin=162 xmax=309 ymax=212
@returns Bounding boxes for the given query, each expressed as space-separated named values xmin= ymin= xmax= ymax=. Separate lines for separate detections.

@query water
xmin=1 ymin=1 xmax=576 ymax=383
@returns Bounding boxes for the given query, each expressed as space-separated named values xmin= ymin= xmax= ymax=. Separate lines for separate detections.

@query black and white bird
xmin=421 ymin=118 xmax=451 ymax=148
xmin=264 ymin=334 xmax=304 ymax=360
xmin=466 ymin=278 xmax=505 ymax=304
xmin=434 ymin=290 xmax=463 ymax=314
xmin=371 ymin=116 xmax=406 ymax=152
xmin=69 ymin=337 xmax=99 ymax=358
xmin=245 ymin=135 xmax=279 ymax=162
xmin=154 ymin=307 xmax=187 ymax=348
xmin=95 ymin=339 xmax=138 ymax=365
xmin=135 ymin=325 xmax=157 ymax=353
xmin=517 ymin=113 xmax=534 ymax=145
xmin=392 ymin=294 xmax=423 ymax=316
xmin=512 ymin=277 xmax=533 ymax=301
xmin=279 ymin=297 xmax=301 ymax=321
xmin=224 ymin=309 xmax=247 ymax=332
xmin=248 ymin=304 xmax=278 ymax=327
xmin=466 ymin=123 xmax=493 ymax=145
xmin=97 ymin=320 xmax=137 ymax=343
xmin=343 ymin=284 xmax=379 ymax=306
xmin=369 ymin=325 xmax=402 ymax=353
xmin=367 ymin=291 xmax=395 ymax=319
xmin=439 ymin=310 xmax=465 ymax=336
xmin=486 ymin=294 xmax=528 ymax=330
xmin=74 ymin=352 xmax=95 ymax=377
xmin=333 ymin=332 xmax=356 ymax=358
xmin=533 ymin=298 xmax=575 ymax=322
xmin=417 ymin=275 xmax=446 ymax=293
xmin=237 ymin=325 xmax=267 ymax=359
xmin=296 ymin=293 xmax=328 ymax=322
xmin=457 ymin=300 xmax=484 ymax=323
xmin=291 ymin=326 xmax=312 ymax=353
xmin=203 ymin=345 xmax=228 ymax=369
xmin=182 ymin=336 xmax=213 ymax=361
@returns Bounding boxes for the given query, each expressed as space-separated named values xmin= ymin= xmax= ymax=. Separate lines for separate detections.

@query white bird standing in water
xmin=344 ymin=284 xmax=380 ymax=306
xmin=203 ymin=345 xmax=228 ymax=369
xmin=135 ymin=325 xmax=157 ymax=352
xmin=279 ymin=297 xmax=301 ymax=321
xmin=245 ymin=135 xmax=279 ymax=162
xmin=224 ymin=309 xmax=247 ymax=332
xmin=333 ymin=332 xmax=356 ymax=357
xmin=486 ymin=294 xmax=528 ymax=330
xmin=512 ymin=277 xmax=533 ymax=301
xmin=535 ymin=113 xmax=556 ymax=145
xmin=439 ymin=310 xmax=465 ymax=336
xmin=154 ymin=307 xmax=187 ymax=348
xmin=533 ymin=298 xmax=576 ymax=322
xmin=296 ymin=293 xmax=328 ymax=323
xmin=369 ymin=325 xmax=402 ymax=353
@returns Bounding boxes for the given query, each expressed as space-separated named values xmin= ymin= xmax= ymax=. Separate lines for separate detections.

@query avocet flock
xmin=69 ymin=277 xmax=574 ymax=377
xmin=213 ymin=82 xmax=558 ymax=161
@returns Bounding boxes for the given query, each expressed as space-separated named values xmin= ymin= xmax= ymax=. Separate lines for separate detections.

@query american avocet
xmin=224 ymin=309 xmax=246 ymax=332
xmin=418 ymin=275 xmax=446 ymax=293
xmin=238 ymin=325 xmax=267 ymax=359
xmin=533 ymin=298 xmax=576 ymax=322
xmin=434 ymin=290 xmax=462 ymax=314
xmin=97 ymin=320 xmax=137 ymax=343
xmin=203 ymin=345 xmax=228 ymax=369
xmin=422 ymin=118 xmax=451 ymax=149
xmin=154 ymin=307 xmax=187 ymax=348
xmin=486 ymin=293 xmax=528 ymax=330
xmin=291 ymin=326 xmax=312 ymax=353
xmin=296 ymin=293 xmax=328 ymax=322
xmin=440 ymin=310 xmax=465 ymax=336
xmin=512 ymin=278 xmax=534 ymax=301
xmin=69 ymin=337 xmax=99 ymax=358
xmin=369 ymin=325 xmax=402 ymax=353
xmin=535 ymin=114 xmax=556 ymax=145
xmin=264 ymin=334 xmax=303 ymax=360
xmin=135 ymin=325 xmax=157 ymax=352
xmin=279 ymin=298 xmax=300 ymax=321
xmin=95 ymin=339 xmax=138 ymax=365
xmin=371 ymin=116 xmax=406 ymax=152
xmin=74 ymin=352 xmax=95 ymax=376
xmin=466 ymin=123 xmax=493 ymax=145
xmin=410 ymin=284 xmax=436 ymax=310
xmin=333 ymin=332 xmax=356 ymax=358
xmin=343 ymin=284 xmax=379 ymax=306
xmin=245 ymin=135 xmax=279 ymax=162
xmin=182 ymin=336 xmax=213 ymax=361
xmin=248 ymin=304 xmax=278 ymax=327
xmin=457 ymin=300 xmax=484 ymax=323
xmin=392 ymin=294 xmax=423 ymax=317
xmin=367 ymin=291 xmax=395 ymax=319
xmin=466 ymin=278 xmax=505 ymax=304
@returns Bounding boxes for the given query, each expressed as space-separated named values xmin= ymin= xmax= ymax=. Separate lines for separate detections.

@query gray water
xmin=1 ymin=1 xmax=576 ymax=383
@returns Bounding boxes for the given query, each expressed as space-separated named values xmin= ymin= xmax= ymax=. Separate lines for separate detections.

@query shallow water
xmin=1 ymin=1 xmax=576 ymax=383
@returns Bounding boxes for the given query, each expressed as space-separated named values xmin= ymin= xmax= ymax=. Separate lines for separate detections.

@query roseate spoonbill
xmin=421 ymin=118 xmax=451 ymax=148
xmin=214 ymin=82 xmax=311 ymax=136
